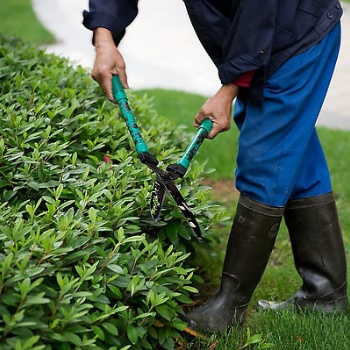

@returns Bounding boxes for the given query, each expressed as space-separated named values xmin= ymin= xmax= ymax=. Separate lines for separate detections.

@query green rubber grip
xmin=177 ymin=119 xmax=213 ymax=170
xmin=112 ymin=75 xmax=149 ymax=155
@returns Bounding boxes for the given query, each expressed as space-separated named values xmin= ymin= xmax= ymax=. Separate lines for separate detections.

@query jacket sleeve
xmin=82 ymin=0 xmax=139 ymax=46
xmin=183 ymin=0 xmax=277 ymax=84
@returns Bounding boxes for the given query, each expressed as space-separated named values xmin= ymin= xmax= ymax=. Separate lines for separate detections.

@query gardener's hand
xmin=194 ymin=83 xmax=239 ymax=139
xmin=92 ymin=28 xmax=128 ymax=102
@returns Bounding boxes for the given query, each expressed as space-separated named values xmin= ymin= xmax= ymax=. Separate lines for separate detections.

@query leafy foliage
xmin=0 ymin=36 xmax=226 ymax=349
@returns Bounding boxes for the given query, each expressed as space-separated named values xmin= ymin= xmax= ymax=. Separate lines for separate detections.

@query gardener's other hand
xmin=92 ymin=28 xmax=128 ymax=102
xmin=194 ymin=83 xmax=239 ymax=139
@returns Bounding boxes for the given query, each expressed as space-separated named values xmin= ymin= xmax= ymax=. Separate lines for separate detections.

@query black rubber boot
xmin=259 ymin=192 xmax=348 ymax=313
xmin=183 ymin=195 xmax=284 ymax=334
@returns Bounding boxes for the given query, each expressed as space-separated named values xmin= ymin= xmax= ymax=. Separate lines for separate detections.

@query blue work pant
xmin=233 ymin=23 xmax=341 ymax=207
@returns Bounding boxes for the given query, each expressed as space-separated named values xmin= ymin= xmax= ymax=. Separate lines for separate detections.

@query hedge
xmin=0 ymin=36 xmax=226 ymax=349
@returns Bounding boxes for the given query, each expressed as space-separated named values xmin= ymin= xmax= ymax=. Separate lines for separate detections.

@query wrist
xmin=219 ymin=83 xmax=239 ymax=100
xmin=93 ymin=28 xmax=114 ymax=47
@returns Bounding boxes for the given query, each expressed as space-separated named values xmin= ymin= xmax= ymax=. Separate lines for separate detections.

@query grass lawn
xmin=0 ymin=0 xmax=54 ymax=44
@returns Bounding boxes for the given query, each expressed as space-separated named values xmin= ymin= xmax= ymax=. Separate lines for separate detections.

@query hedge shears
xmin=112 ymin=75 xmax=212 ymax=241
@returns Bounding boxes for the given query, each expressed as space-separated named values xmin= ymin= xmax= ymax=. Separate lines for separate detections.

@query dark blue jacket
xmin=83 ymin=0 xmax=342 ymax=92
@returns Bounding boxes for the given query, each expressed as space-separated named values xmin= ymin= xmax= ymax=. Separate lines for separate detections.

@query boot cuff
xmin=286 ymin=192 xmax=335 ymax=210
xmin=239 ymin=195 xmax=285 ymax=217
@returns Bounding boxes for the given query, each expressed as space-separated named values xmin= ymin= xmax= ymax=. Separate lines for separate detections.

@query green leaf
xmin=132 ymin=312 xmax=156 ymax=321
xmin=24 ymin=292 xmax=50 ymax=307
xmin=127 ymin=325 xmax=139 ymax=345
xmin=101 ymin=322 xmax=119 ymax=336
xmin=182 ymin=285 xmax=198 ymax=293
xmin=92 ymin=325 xmax=105 ymax=340
xmin=107 ymin=284 xmax=122 ymax=299
xmin=42 ymin=196 xmax=56 ymax=205
xmin=106 ymin=264 xmax=124 ymax=274
xmin=169 ymin=320 xmax=187 ymax=331
xmin=62 ymin=332 xmax=82 ymax=345
xmin=156 ymin=305 xmax=173 ymax=321
xmin=122 ymin=235 xmax=145 ymax=244
xmin=23 ymin=335 xmax=40 ymax=350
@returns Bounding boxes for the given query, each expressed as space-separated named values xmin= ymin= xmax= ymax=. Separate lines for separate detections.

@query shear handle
xmin=112 ymin=75 xmax=152 ymax=159
xmin=167 ymin=119 xmax=213 ymax=178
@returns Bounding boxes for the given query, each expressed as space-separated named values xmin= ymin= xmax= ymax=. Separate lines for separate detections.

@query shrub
xmin=0 ymin=36 xmax=226 ymax=349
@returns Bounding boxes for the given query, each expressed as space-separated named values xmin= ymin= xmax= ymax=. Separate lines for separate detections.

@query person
xmin=83 ymin=0 xmax=348 ymax=334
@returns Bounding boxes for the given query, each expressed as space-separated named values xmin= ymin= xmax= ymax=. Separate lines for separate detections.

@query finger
xmin=99 ymin=71 xmax=115 ymax=103
xmin=207 ymin=120 xmax=220 ymax=139
xmin=193 ymin=117 xmax=201 ymax=128
xmin=91 ymin=68 xmax=100 ymax=83
xmin=207 ymin=118 xmax=231 ymax=139
xmin=193 ymin=111 xmax=210 ymax=127
xmin=105 ymin=80 xmax=115 ymax=103
xmin=207 ymin=129 xmax=218 ymax=139
xmin=116 ymin=69 xmax=129 ymax=89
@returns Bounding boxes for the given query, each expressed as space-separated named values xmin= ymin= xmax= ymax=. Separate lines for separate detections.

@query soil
xmin=200 ymin=178 xmax=239 ymax=205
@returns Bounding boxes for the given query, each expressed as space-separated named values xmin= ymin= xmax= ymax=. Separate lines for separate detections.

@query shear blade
xmin=161 ymin=179 xmax=203 ymax=241
xmin=150 ymin=179 xmax=166 ymax=221
xmin=146 ymin=162 xmax=202 ymax=241
xmin=174 ymin=194 xmax=203 ymax=241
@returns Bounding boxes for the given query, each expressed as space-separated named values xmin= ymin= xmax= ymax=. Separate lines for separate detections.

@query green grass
xmin=211 ymin=310 xmax=350 ymax=349
xmin=136 ymin=88 xmax=350 ymax=349
xmin=0 ymin=0 xmax=54 ymax=44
